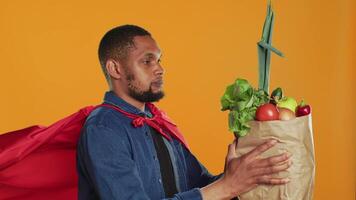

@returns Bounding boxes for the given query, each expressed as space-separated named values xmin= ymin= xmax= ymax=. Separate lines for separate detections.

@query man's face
xmin=120 ymin=35 xmax=164 ymax=103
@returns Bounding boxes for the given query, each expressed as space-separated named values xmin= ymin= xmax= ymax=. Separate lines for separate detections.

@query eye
xmin=143 ymin=60 xmax=150 ymax=65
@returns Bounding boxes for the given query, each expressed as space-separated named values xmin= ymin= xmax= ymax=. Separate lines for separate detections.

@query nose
xmin=155 ymin=63 xmax=164 ymax=76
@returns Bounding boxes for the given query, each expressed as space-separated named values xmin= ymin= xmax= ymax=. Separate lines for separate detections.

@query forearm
xmin=200 ymin=178 xmax=232 ymax=200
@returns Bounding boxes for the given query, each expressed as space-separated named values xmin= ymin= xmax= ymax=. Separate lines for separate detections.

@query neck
xmin=111 ymin=89 xmax=145 ymax=112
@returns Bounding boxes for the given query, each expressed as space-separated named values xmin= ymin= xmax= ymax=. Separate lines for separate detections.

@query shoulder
xmin=79 ymin=106 xmax=131 ymax=141
xmin=85 ymin=106 xmax=131 ymax=130
xmin=78 ymin=107 xmax=133 ymax=153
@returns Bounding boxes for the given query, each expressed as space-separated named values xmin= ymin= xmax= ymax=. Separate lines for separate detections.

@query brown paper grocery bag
xmin=236 ymin=114 xmax=315 ymax=200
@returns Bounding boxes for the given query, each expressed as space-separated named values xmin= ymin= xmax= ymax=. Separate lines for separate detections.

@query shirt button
xmin=145 ymin=131 xmax=149 ymax=136
xmin=158 ymin=178 xmax=162 ymax=183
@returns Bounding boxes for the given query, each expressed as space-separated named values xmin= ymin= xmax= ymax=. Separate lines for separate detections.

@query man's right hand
xmin=201 ymin=139 xmax=292 ymax=200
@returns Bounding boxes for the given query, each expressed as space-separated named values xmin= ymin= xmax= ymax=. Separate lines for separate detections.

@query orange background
xmin=0 ymin=0 xmax=354 ymax=199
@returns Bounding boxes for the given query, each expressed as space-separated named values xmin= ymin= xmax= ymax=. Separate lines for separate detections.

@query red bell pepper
xmin=296 ymin=100 xmax=311 ymax=117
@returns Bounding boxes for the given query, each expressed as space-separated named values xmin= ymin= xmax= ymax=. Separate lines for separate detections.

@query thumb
xmin=226 ymin=139 xmax=238 ymax=162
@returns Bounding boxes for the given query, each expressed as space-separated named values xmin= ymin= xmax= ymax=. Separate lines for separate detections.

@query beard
xmin=125 ymin=71 xmax=165 ymax=103
xmin=128 ymin=84 xmax=165 ymax=103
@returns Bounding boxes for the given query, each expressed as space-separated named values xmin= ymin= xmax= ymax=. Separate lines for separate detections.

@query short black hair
xmin=98 ymin=24 xmax=151 ymax=87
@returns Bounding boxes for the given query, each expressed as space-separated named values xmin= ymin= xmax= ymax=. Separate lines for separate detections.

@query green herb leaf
xmin=221 ymin=78 xmax=269 ymax=137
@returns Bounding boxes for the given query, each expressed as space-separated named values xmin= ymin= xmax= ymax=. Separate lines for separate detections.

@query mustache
xmin=152 ymin=78 xmax=163 ymax=85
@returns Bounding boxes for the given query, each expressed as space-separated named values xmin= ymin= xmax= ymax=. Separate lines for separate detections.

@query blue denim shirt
xmin=76 ymin=91 xmax=221 ymax=200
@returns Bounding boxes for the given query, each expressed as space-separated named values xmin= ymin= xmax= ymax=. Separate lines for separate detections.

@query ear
xmin=105 ymin=59 xmax=122 ymax=80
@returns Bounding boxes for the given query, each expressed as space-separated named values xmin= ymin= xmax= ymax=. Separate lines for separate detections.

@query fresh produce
xmin=296 ymin=100 xmax=311 ymax=117
xmin=221 ymin=79 xmax=311 ymax=136
xmin=278 ymin=107 xmax=296 ymax=121
xmin=255 ymin=103 xmax=279 ymax=121
xmin=277 ymin=96 xmax=298 ymax=113
xmin=220 ymin=1 xmax=311 ymax=139
xmin=270 ymin=87 xmax=283 ymax=105
xmin=221 ymin=79 xmax=269 ymax=136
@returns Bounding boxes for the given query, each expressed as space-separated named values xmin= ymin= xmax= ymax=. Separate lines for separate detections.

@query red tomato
xmin=255 ymin=103 xmax=279 ymax=121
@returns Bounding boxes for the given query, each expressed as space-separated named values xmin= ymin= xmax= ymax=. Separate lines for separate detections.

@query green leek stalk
xmin=257 ymin=0 xmax=284 ymax=95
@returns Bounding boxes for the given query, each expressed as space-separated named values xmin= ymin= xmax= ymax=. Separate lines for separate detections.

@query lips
xmin=152 ymin=79 xmax=163 ymax=87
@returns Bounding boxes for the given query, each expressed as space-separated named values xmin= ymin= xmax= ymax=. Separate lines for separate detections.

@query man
xmin=76 ymin=25 xmax=292 ymax=200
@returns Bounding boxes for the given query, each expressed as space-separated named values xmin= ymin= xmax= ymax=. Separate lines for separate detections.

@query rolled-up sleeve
xmin=77 ymin=124 xmax=204 ymax=200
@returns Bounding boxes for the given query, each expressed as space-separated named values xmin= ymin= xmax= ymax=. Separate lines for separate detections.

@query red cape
xmin=0 ymin=105 xmax=188 ymax=200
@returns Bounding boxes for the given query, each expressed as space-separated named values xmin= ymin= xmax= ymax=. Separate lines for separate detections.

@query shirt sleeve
xmin=182 ymin=145 xmax=223 ymax=189
xmin=77 ymin=124 xmax=203 ymax=200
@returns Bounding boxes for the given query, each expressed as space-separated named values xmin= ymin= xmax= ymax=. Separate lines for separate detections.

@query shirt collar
xmin=103 ymin=91 xmax=152 ymax=117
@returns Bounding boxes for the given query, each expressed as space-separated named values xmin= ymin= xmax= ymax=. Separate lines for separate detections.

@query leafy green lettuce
xmin=221 ymin=79 xmax=269 ymax=137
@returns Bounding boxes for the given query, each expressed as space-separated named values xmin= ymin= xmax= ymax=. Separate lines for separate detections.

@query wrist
xmin=216 ymin=177 xmax=235 ymax=199
xmin=200 ymin=177 xmax=234 ymax=200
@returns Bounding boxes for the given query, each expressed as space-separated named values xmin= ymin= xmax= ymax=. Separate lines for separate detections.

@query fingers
xmin=253 ymin=152 xmax=292 ymax=168
xmin=246 ymin=139 xmax=278 ymax=161
xmin=255 ymin=175 xmax=290 ymax=185
xmin=253 ymin=159 xmax=292 ymax=176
